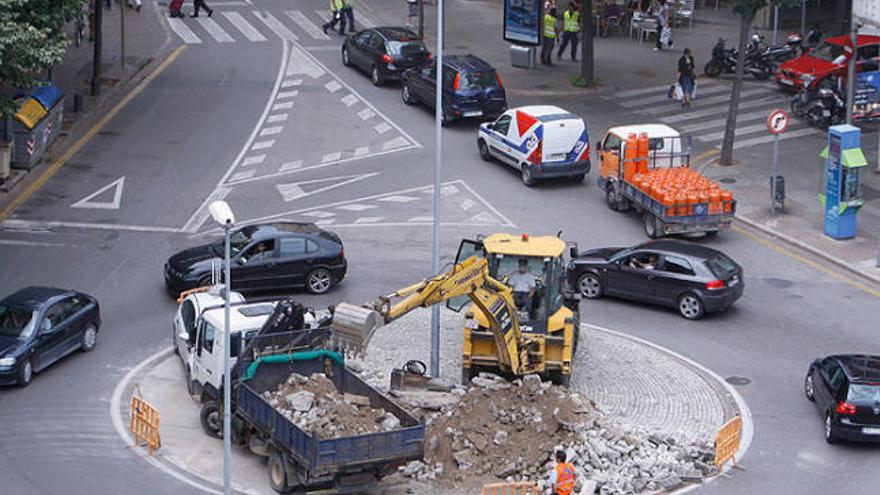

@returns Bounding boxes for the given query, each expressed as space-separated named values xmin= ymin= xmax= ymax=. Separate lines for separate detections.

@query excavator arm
xmin=331 ymin=256 xmax=542 ymax=375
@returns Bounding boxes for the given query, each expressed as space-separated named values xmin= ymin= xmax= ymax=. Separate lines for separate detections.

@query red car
xmin=775 ymin=34 xmax=880 ymax=91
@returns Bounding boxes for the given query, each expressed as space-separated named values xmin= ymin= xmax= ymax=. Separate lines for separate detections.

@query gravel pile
xmin=261 ymin=373 xmax=403 ymax=438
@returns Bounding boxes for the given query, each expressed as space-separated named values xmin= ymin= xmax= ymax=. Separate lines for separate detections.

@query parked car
xmin=401 ymin=54 xmax=507 ymax=125
xmin=164 ymin=222 xmax=347 ymax=296
xmin=0 ymin=287 xmax=101 ymax=387
xmin=567 ymin=240 xmax=743 ymax=320
xmin=775 ymin=34 xmax=880 ymax=91
xmin=341 ymin=27 xmax=431 ymax=86
xmin=477 ymin=105 xmax=591 ymax=186
xmin=805 ymin=354 xmax=880 ymax=444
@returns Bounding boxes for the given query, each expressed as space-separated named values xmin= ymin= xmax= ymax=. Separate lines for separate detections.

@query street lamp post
xmin=430 ymin=0 xmax=444 ymax=378
xmin=209 ymin=200 xmax=235 ymax=495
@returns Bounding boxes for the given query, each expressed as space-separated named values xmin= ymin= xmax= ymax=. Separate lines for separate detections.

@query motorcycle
xmin=790 ymin=85 xmax=814 ymax=117
xmin=805 ymin=87 xmax=846 ymax=128
xmin=704 ymin=38 xmax=773 ymax=80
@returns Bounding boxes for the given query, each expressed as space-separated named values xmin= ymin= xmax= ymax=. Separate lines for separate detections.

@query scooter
xmin=805 ymin=87 xmax=846 ymax=128
xmin=790 ymin=85 xmax=814 ymax=118
xmin=704 ymin=38 xmax=773 ymax=80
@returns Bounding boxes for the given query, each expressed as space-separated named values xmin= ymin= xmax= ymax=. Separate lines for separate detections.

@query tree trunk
xmin=581 ymin=0 xmax=594 ymax=84
xmin=719 ymin=13 xmax=755 ymax=166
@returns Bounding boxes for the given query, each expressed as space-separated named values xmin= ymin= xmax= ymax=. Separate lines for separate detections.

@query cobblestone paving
xmin=359 ymin=309 xmax=739 ymax=443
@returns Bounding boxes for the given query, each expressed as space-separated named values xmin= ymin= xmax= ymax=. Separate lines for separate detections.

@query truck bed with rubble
xmin=234 ymin=353 xmax=425 ymax=494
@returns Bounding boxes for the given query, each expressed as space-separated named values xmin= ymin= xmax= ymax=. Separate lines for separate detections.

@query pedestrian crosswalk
xmin=165 ymin=9 xmax=377 ymax=45
xmin=605 ymin=79 xmax=820 ymax=150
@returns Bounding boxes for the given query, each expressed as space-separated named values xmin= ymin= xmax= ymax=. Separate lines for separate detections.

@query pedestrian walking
xmin=341 ymin=0 xmax=356 ymax=33
xmin=550 ymin=450 xmax=576 ymax=495
xmin=104 ymin=0 xmax=112 ymax=9
xmin=654 ymin=0 xmax=671 ymax=51
xmin=322 ymin=0 xmax=347 ymax=35
xmin=557 ymin=3 xmax=580 ymax=62
xmin=191 ymin=0 xmax=213 ymax=18
xmin=541 ymin=8 xmax=558 ymax=66
xmin=677 ymin=48 xmax=696 ymax=107
xmin=406 ymin=0 xmax=419 ymax=30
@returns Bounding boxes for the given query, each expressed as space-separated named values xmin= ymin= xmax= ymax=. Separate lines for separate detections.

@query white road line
xmin=167 ymin=18 xmax=202 ymax=44
xmin=259 ymin=126 xmax=283 ymax=136
xmin=229 ymin=169 xmax=257 ymax=182
xmin=0 ymin=239 xmax=67 ymax=247
xmin=253 ymin=11 xmax=298 ymax=40
xmin=457 ymin=181 xmax=517 ymax=227
xmin=336 ymin=204 xmax=376 ymax=211
xmin=460 ymin=198 xmax=477 ymax=210
xmin=679 ymin=109 xmax=770 ymax=133
xmin=314 ymin=219 xmax=336 ymax=225
xmin=281 ymin=80 xmax=300 ymax=88
xmin=322 ymin=152 xmax=342 ymax=162
xmin=358 ymin=108 xmax=375 ymax=120
xmin=341 ymin=94 xmax=358 ymax=106
xmin=354 ymin=146 xmax=369 ymax=156
xmin=408 ymin=216 xmax=432 ymax=222
xmin=286 ymin=10 xmax=330 ymax=40
xmin=377 ymin=195 xmax=419 ymax=203
xmin=661 ymin=97 xmax=779 ymax=124
xmin=286 ymin=42 xmax=325 ymax=78
xmin=252 ymin=140 xmax=275 ymax=150
xmin=611 ymin=80 xmax=724 ymax=99
xmin=279 ymin=160 xmax=303 ymax=172
xmin=383 ymin=137 xmax=409 ymax=150
xmin=276 ymin=91 xmax=299 ymax=100
xmin=619 ymin=83 xmax=731 ymax=107
xmin=697 ymin=121 xmax=793 ymax=142
xmin=272 ymin=101 xmax=294 ymax=111
xmin=353 ymin=217 xmax=385 ymax=224
xmin=70 ymin=177 xmax=125 ymax=210
xmin=729 ymin=127 xmax=818 ymax=149
xmin=353 ymin=8 xmax=377 ymax=28
xmin=222 ymin=11 xmax=267 ymax=42
xmin=301 ymin=211 xmax=335 ymax=218
xmin=640 ymin=88 xmax=772 ymax=115
xmin=374 ymin=122 xmax=391 ymax=134
xmin=196 ymin=17 xmax=235 ymax=43
xmin=242 ymin=154 xmax=266 ymax=166
xmin=275 ymin=173 xmax=377 ymax=202
xmin=324 ymin=80 xmax=342 ymax=93
xmin=266 ymin=113 xmax=288 ymax=123
xmin=1 ymin=219 xmax=182 ymax=233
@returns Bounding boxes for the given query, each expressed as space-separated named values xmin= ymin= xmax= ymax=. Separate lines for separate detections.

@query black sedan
xmin=341 ymin=27 xmax=431 ymax=86
xmin=0 ymin=287 xmax=101 ymax=387
xmin=567 ymin=240 xmax=743 ymax=320
xmin=805 ymin=354 xmax=880 ymax=443
xmin=164 ymin=222 xmax=347 ymax=296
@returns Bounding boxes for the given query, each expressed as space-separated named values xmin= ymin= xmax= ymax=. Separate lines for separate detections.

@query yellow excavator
xmin=332 ymin=233 xmax=580 ymax=385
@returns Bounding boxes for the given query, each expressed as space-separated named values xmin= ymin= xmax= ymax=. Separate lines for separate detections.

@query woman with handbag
xmin=677 ymin=48 xmax=696 ymax=107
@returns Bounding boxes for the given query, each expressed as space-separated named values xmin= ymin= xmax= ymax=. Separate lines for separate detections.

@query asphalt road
xmin=1 ymin=1 xmax=878 ymax=494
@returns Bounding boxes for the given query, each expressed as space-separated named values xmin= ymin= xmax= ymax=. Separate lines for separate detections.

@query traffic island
xmin=116 ymin=309 xmax=748 ymax=495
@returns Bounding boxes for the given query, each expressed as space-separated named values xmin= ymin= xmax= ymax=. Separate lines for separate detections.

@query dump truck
xmin=596 ymin=124 xmax=736 ymax=238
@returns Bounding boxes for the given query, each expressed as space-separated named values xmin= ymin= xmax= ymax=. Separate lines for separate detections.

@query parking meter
xmin=820 ymin=124 xmax=868 ymax=240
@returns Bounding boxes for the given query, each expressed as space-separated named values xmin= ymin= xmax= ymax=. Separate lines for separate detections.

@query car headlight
xmin=0 ymin=357 xmax=16 ymax=366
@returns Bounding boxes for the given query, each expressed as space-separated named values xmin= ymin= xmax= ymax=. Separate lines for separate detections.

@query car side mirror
xmin=230 ymin=332 xmax=242 ymax=358
xmin=570 ymin=246 xmax=579 ymax=259
xmin=178 ymin=330 xmax=190 ymax=342
xmin=237 ymin=257 xmax=246 ymax=265
xmin=487 ymin=123 xmax=494 ymax=131
xmin=596 ymin=141 xmax=602 ymax=151
xmin=40 ymin=319 xmax=53 ymax=334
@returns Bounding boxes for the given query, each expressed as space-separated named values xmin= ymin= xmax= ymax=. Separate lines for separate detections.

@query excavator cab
xmin=455 ymin=233 xmax=580 ymax=386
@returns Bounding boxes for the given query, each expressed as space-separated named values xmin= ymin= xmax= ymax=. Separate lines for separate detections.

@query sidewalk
xmin=0 ymin=1 xmax=172 ymax=196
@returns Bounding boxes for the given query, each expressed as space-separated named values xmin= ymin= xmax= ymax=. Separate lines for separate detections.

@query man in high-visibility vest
xmin=341 ymin=0 xmax=356 ymax=34
xmin=550 ymin=450 xmax=576 ymax=495
xmin=541 ymin=8 xmax=558 ymax=66
xmin=557 ymin=3 xmax=580 ymax=62
xmin=322 ymin=0 xmax=347 ymax=35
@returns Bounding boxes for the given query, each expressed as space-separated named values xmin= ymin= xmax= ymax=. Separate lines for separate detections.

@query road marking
xmin=640 ymin=88 xmax=772 ymax=115
xmin=279 ymin=160 xmax=303 ymax=172
xmin=229 ymin=169 xmax=256 ymax=182
xmin=383 ymin=137 xmax=409 ymax=150
xmin=354 ymin=146 xmax=369 ymax=156
xmin=377 ymin=195 xmax=419 ymax=203
xmin=354 ymin=8 xmax=378 ymax=28
xmin=259 ymin=126 xmax=283 ymax=136
xmin=221 ymin=12 xmax=267 ymax=42
xmin=301 ymin=210 xmax=335 ymax=218
xmin=266 ymin=113 xmax=288 ymax=123
xmin=272 ymin=101 xmax=294 ymax=111
xmin=274 ymin=173 xmax=377 ymax=202
xmin=336 ymin=203 xmax=376 ymax=211
xmin=253 ymin=11 xmax=298 ymax=41
xmin=729 ymin=127 xmax=818 ymax=149
xmin=680 ymin=109 xmax=770 ymax=133
xmin=358 ymin=108 xmax=375 ymax=120
xmin=610 ymin=80 xmax=722 ymax=99
xmin=661 ymin=97 xmax=779 ymax=124
xmin=0 ymin=45 xmax=187 ymax=223
xmin=373 ymin=122 xmax=391 ymax=134
xmin=0 ymin=238 xmax=67 ymax=247
xmin=457 ymin=181 xmax=517 ymax=227
xmin=460 ymin=198 xmax=477 ymax=210
xmin=241 ymin=154 xmax=266 ymax=166
xmin=277 ymin=90 xmax=299 ymax=99
xmin=251 ymin=140 xmax=275 ymax=150
xmin=286 ymin=42 xmax=324 ymax=78
xmin=354 ymin=216 xmax=385 ymax=223
xmin=322 ymin=152 xmax=342 ymax=162
xmin=698 ymin=121 xmax=805 ymax=142
xmin=286 ymin=10 xmax=330 ymax=40
xmin=618 ymin=83 xmax=731 ymax=107
xmin=341 ymin=94 xmax=358 ymax=106
xmin=324 ymin=80 xmax=342 ymax=93
xmin=196 ymin=17 xmax=234 ymax=43
xmin=408 ymin=216 xmax=432 ymax=222
xmin=281 ymin=80 xmax=300 ymax=88
xmin=1 ymin=219 xmax=182 ymax=233
xmin=167 ymin=18 xmax=202 ymax=44
xmin=181 ymin=186 xmax=231 ymax=233
xmin=70 ymin=177 xmax=125 ymax=210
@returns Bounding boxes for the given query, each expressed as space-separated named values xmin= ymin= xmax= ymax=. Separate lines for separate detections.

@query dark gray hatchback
xmin=805 ymin=354 xmax=880 ymax=443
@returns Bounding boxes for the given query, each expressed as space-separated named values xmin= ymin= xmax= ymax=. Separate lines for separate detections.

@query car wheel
xmin=824 ymin=413 xmax=839 ymax=444
xmin=370 ymin=65 xmax=383 ymax=86
xmin=306 ymin=268 xmax=333 ymax=294
xmin=268 ymin=451 xmax=293 ymax=493
xmin=521 ymin=165 xmax=535 ymax=187
xmin=341 ymin=47 xmax=351 ymax=67
xmin=804 ymin=373 xmax=815 ymax=402
xmin=677 ymin=293 xmax=705 ymax=320
xmin=200 ymin=400 xmax=223 ymax=439
xmin=81 ymin=324 xmax=98 ymax=352
xmin=402 ymin=83 xmax=415 ymax=105
xmin=17 ymin=358 xmax=33 ymax=387
xmin=478 ymin=139 xmax=491 ymax=161
xmin=577 ymin=273 xmax=602 ymax=299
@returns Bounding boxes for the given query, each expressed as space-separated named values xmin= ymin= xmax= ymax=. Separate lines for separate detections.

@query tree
xmin=719 ymin=0 xmax=798 ymax=165
xmin=0 ymin=0 xmax=85 ymax=115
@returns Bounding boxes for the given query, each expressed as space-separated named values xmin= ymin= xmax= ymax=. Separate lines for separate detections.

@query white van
xmin=477 ymin=105 xmax=591 ymax=186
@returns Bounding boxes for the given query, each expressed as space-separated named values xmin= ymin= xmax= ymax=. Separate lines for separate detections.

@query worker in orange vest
xmin=551 ymin=450 xmax=576 ymax=495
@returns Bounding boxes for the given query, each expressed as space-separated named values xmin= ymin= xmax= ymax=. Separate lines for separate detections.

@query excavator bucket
xmin=330 ymin=302 xmax=383 ymax=354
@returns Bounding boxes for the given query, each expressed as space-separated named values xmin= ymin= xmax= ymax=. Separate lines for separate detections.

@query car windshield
xmin=847 ymin=384 xmax=880 ymax=404
xmin=211 ymin=228 xmax=253 ymax=256
xmin=706 ymin=253 xmax=738 ymax=278
xmin=809 ymin=42 xmax=847 ymax=63
xmin=387 ymin=40 xmax=427 ymax=56
xmin=460 ymin=70 xmax=498 ymax=90
xmin=0 ymin=304 xmax=38 ymax=340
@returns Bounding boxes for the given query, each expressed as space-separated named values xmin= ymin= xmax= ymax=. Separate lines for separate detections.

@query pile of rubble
xmin=399 ymin=373 xmax=718 ymax=494
xmin=261 ymin=373 xmax=402 ymax=438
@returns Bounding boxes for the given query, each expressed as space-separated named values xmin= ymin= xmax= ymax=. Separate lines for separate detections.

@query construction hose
xmin=241 ymin=349 xmax=345 ymax=382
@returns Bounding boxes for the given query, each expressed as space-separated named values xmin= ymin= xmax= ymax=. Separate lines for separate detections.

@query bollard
xmin=73 ymin=93 xmax=83 ymax=113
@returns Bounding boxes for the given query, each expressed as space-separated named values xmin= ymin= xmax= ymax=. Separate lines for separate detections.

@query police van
xmin=477 ymin=105 xmax=591 ymax=186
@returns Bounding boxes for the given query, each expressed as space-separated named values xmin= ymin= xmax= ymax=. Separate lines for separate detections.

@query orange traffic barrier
xmin=481 ymin=482 xmax=540 ymax=495
xmin=130 ymin=396 xmax=161 ymax=454
xmin=714 ymin=416 xmax=742 ymax=471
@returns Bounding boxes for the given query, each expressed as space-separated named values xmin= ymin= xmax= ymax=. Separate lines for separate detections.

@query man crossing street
xmin=557 ymin=3 xmax=580 ymax=62
xmin=322 ymin=0 xmax=347 ymax=35
xmin=341 ymin=0 xmax=356 ymax=34
xmin=541 ymin=8 xmax=558 ymax=66
xmin=550 ymin=450 xmax=576 ymax=495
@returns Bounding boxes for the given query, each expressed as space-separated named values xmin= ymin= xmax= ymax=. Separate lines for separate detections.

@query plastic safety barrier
xmin=481 ymin=482 xmax=540 ymax=495
xmin=130 ymin=396 xmax=161 ymax=454
xmin=714 ymin=415 xmax=742 ymax=471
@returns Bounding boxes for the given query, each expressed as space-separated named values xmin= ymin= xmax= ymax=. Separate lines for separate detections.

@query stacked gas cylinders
xmin=622 ymin=133 xmax=734 ymax=217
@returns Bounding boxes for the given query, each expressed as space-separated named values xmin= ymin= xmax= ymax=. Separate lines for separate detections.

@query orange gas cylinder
xmin=687 ymin=193 xmax=699 ymax=215
xmin=624 ymin=133 xmax=639 ymax=182
xmin=636 ymin=132 xmax=650 ymax=175
xmin=721 ymin=191 xmax=734 ymax=212
xmin=662 ymin=193 xmax=676 ymax=216
xmin=676 ymin=193 xmax=688 ymax=216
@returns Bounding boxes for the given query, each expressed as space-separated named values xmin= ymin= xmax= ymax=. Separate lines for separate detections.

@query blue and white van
xmin=477 ymin=105 xmax=591 ymax=186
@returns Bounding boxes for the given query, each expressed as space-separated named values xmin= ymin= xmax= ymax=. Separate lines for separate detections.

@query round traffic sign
xmin=767 ymin=109 xmax=790 ymax=135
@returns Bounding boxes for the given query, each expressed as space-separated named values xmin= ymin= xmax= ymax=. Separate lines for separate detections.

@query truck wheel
xmin=643 ymin=212 xmax=661 ymax=238
xmin=200 ymin=401 xmax=223 ymax=439
xmin=268 ymin=451 xmax=293 ymax=493
xmin=478 ymin=139 xmax=491 ymax=161
xmin=605 ymin=187 xmax=619 ymax=211
xmin=521 ymin=165 xmax=535 ymax=187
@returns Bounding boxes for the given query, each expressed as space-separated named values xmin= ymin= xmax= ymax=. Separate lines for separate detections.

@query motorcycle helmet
xmin=786 ymin=32 xmax=802 ymax=44
xmin=751 ymin=33 xmax=762 ymax=45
